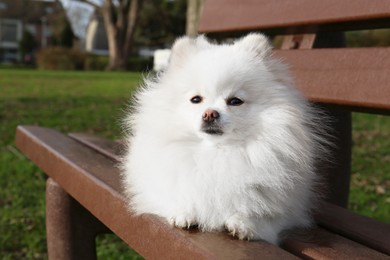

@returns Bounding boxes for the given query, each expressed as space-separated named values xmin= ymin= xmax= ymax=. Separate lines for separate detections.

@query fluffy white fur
xmin=121 ymin=33 xmax=327 ymax=244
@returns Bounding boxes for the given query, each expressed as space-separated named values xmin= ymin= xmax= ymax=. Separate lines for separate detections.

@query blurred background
xmin=0 ymin=0 xmax=389 ymax=259
xmin=0 ymin=0 xmax=193 ymax=71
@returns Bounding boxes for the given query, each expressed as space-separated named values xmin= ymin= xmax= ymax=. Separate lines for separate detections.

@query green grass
xmin=350 ymin=113 xmax=390 ymax=222
xmin=0 ymin=69 xmax=389 ymax=259
xmin=0 ymin=69 xmax=143 ymax=259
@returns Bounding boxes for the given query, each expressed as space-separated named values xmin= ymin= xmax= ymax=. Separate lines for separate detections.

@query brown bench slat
xmin=275 ymin=48 xmax=390 ymax=114
xmin=68 ymin=131 xmax=390 ymax=257
xmin=282 ymin=228 xmax=389 ymax=260
xmin=70 ymin=48 xmax=390 ymax=115
xmin=316 ymin=203 xmax=390 ymax=255
xmin=199 ymin=0 xmax=390 ymax=35
xmin=15 ymin=125 xmax=298 ymax=259
xmin=16 ymin=125 xmax=390 ymax=259
xmin=68 ymin=133 xmax=125 ymax=161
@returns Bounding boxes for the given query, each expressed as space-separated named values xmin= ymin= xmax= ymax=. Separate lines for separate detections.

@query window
xmin=1 ymin=21 xmax=18 ymax=43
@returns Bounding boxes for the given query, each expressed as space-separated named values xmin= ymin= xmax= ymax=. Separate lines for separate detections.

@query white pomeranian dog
xmin=121 ymin=33 xmax=328 ymax=245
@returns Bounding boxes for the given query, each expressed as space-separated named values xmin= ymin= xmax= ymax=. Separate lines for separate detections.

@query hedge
xmin=37 ymin=47 xmax=153 ymax=72
xmin=37 ymin=47 xmax=85 ymax=70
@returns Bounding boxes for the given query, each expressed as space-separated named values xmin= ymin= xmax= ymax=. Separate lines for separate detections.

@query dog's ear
xmin=169 ymin=35 xmax=211 ymax=67
xmin=236 ymin=33 xmax=272 ymax=58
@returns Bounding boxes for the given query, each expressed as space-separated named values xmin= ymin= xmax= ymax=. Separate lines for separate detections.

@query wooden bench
xmin=16 ymin=0 xmax=390 ymax=259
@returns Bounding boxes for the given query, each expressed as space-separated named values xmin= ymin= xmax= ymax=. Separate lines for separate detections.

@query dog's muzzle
xmin=201 ymin=109 xmax=223 ymax=135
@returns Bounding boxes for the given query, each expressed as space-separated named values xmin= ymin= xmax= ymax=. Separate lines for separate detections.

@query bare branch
xmin=77 ymin=0 xmax=101 ymax=10
xmin=105 ymin=0 xmax=117 ymax=27
xmin=116 ymin=0 xmax=125 ymax=29
xmin=124 ymin=0 xmax=141 ymax=56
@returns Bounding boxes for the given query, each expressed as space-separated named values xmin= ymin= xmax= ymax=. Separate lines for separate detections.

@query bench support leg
xmin=314 ymin=32 xmax=351 ymax=208
xmin=46 ymin=178 xmax=110 ymax=260
xmin=321 ymin=109 xmax=352 ymax=207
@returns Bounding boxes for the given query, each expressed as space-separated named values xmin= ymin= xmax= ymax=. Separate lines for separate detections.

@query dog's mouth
xmin=201 ymin=124 xmax=224 ymax=135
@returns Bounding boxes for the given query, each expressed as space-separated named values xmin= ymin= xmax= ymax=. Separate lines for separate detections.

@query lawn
xmin=0 ymin=69 xmax=389 ymax=259
xmin=0 ymin=69 xmax=143 ymax=259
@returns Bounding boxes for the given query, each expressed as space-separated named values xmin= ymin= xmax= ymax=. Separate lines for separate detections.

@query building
xmin=85 ymin=12 xmax=108 ymax=55
xmin=0 ymin=0 xmax=63 ymax=63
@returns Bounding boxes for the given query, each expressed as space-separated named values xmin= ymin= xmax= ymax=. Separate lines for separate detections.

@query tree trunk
xmin=101 ymin=0 xmax=118 ymax=70
xmin=99 ymin=0 xmax=142 ymax=71
xmin=124 ymin=0 xmax=141 ymax=60
xmin=186 ymin=0 xmax=204 ymax=37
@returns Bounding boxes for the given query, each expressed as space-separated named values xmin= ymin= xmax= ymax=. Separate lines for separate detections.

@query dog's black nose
xmin=202 ymin=109 xmax=220 ymax=123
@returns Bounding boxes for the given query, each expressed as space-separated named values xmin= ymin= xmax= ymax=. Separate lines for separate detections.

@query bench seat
xmin=15 ymin=125 xmax=390 ymax=259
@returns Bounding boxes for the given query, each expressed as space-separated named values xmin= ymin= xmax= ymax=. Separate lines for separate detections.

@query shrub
xmin=84 ymin=55 xmax=153 ymax=71
xmin=37 ymin=47 xmax=85 ymax=70
xmin=127 ymin=56 xmax=153 ymax=72
xmin=37 ymin=47 xmax=153 ymax=71
xmin=19 ymin=30 xmax=36 ymax=60
xmin=84 ymin=55 xmax=109 ymax=71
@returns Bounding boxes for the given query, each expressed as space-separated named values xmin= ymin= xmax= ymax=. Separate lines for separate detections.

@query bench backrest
xmin=199 ymin=0 xmax=390 ymax=35
xmin=198 ymin=0 xmax=390 ymax=115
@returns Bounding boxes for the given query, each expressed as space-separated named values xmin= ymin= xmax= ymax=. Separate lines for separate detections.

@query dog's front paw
xmin=168 ymin=214 xmax=196 ymax=229
xmin=225 ymin=215 xmax=255 ymax=240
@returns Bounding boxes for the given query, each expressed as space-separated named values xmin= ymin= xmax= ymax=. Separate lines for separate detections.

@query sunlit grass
xmin=350 ymin=113 xmax=390 ymax=222
xmin=0 ymin=69 xmax=142 ymax=259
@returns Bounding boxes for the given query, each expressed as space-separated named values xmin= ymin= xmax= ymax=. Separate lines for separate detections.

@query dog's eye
xmin=190 ymin=95 xmax=203 ymax=104
xmin=227 ymin=97 xmax=244 ymax=106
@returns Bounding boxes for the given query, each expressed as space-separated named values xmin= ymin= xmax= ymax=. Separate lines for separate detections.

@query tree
xmin=78 ymin=0 xmax=142 ymax=70
xmin=51 ymin=15 xmax=75 ymax=48
xmin=19 ymin=30 xmax=36 ymax=63
xmin=186 ymin=0 xmax=204 ymax=37
xmin=135 ymin=0 xmax=186 ymax=47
